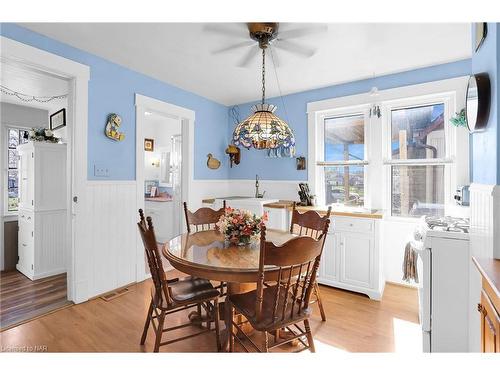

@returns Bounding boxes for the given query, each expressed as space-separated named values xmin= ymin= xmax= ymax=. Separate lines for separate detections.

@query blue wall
xmin=228 ymin=59 xmax=472 ymax=180
xmin=471 ymin=23 xmax=499 ymax=185
xmin=0 ymin=23 xmax=229 ymax=180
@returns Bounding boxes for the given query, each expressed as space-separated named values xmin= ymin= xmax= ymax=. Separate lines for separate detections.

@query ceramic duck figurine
xmin=207 ymin=153 xmax=221 ymax=169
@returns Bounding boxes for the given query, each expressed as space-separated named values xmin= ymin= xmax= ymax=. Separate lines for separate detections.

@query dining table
xmin=161 ymin=228 xmax=298 ymax=348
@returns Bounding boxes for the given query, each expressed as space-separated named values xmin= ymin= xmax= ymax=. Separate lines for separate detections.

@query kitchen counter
xmin=473 ymin=256 xmax=500 ymax=302
xmin=263 ymin=200 xmax=384 ymax=219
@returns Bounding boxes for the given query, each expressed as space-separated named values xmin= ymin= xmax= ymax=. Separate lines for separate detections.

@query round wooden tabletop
xmin=162 ymin=229 xmax=296 ymax=283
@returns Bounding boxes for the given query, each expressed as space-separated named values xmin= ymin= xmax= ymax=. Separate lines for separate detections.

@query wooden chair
xmin=137 ymin=209 xmax=221 ymax=352
xmin=183 ymin=201 xmax=226 ymax=233
xmin=289 ymin=202 xmax=331 ymax=321
xmin=225 ymin=224 xmax=329 ymax=353
xmin=183 ymin=201 xmax=227 ymax=295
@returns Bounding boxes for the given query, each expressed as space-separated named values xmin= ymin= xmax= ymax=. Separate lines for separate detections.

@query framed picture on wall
xmin=50 ymin=108 xmax=66 ymax=130
xmin=144 ymin=138 xmax=154 ymax=151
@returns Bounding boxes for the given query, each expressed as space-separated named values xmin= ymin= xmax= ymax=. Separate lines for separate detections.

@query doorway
xmin=135 ymin=94 xmax=194 ymax=281
xmin=1 ymin=36 xmax=90 ymax=329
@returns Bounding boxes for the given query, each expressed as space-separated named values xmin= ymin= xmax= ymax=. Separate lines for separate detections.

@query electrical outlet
xmin=94 ymin=164 xmax=110 ymax=177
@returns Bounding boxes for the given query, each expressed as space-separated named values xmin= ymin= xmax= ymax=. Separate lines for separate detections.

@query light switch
xmin=94 ymin=164 xmax=110 ymax=177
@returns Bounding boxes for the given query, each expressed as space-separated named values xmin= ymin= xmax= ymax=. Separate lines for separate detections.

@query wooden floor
xmin=0 ymin=271 xmax=71 ymax=331
xmin=0 ymin=271 xmax=420 ymax=352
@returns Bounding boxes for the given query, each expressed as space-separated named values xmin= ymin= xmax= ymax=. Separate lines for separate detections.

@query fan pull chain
xmin=261 ymin=47 xmax=266 ymax=105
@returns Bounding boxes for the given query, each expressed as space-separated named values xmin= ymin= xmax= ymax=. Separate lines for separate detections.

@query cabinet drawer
xmin=332 ymin=216 xmax=374 ymax=233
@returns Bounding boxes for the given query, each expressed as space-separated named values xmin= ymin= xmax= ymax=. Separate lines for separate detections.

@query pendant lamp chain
xmin=261 ymin=47 xmax=266 ymax=105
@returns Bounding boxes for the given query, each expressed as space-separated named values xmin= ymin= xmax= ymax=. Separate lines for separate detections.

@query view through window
xmin=7 ymin=127 xmax=29 ymax=212
xmin=390 ymin=103 xmax=446 ymax=217
xmin=323 ymin=114 xmax=365 ymax=206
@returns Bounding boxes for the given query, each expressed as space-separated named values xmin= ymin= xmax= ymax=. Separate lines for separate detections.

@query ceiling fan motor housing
xmin=247 ymin=22 xmax=279 ymax=49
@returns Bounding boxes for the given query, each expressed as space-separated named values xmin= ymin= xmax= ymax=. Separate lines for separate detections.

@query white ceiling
xmin=19 ymin=23 xmax=471 ymax=106
xmin=0 ymin=61 xmax=69 ymax=112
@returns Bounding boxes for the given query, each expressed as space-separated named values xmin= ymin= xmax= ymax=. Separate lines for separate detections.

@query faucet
xmin=255 ymin=174 xmax=265 ymax=198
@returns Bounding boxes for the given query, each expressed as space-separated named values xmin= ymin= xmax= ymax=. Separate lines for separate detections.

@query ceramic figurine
xmin=207 ymin=153 xmax=221 ymax=169
xmin=105 ymin=113 xmax=125 ymax=141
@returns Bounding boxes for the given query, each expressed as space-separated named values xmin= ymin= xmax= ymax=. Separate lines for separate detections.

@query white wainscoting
xmin=85 ymin=181 xmax=137 ymax=298
xmin=468 ymin=183 xmax=500 ymax=352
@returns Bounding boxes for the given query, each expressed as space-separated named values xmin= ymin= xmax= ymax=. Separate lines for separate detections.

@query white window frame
xmin=313 ymin=104 xmax=371 ymax=208
xmin=307 ymin=76 xmax=469 ymax=218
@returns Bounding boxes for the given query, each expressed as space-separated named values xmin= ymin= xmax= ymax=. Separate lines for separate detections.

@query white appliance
xmin=411 ymin=216 xmax=470 ymax=352
xmin=16 ymin=142 xmax=67 ymax=280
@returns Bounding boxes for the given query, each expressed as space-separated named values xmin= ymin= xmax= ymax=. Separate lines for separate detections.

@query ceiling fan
xmin=206 ymin=22 xmax=327 ymax=67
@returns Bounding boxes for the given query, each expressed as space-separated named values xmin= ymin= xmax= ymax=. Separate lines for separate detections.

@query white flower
xmin=29 ymin=130 xmax=35 ymax=137
xmin=45 ymin=129 xmax=53 ymax=137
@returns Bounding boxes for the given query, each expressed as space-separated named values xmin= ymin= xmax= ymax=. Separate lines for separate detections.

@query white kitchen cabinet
xmin=318 ymin=215 xmax=384 ymax=300
xmin=265 ymin=207 xmax=289 ymax=231
xmin=16 ymin=142 xmax=67 ymax=280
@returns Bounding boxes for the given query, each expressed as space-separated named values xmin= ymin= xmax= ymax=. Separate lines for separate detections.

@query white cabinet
xmin=338 ymin=232 xmax=374 ymax=288
xmin=16 ymin=142 xmax=67 ymax=280
xmin=265 ymin=207 xmax=289 ymax=231
xmin=318 ymin=215 xmax=384 ymax=300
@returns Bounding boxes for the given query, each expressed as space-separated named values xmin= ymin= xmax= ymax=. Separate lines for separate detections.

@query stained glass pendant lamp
xmin=232 ymin=47 xmax=296 ymax=157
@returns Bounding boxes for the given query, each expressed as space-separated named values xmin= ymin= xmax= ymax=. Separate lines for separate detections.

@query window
xmin=7 ymin=127 xmax=29 ymax=212
xmin=309 ymin=77 xmax=467 ymax=216
xmin=318 ymin=112 xmax=368 ymax=207
xmin=387 ymin=103 xmax=448 ymax=218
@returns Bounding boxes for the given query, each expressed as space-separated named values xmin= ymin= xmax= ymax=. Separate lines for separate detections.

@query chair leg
xmin=304 ymin=319 xmax=315 ymax=353
xmin=197 ymin=304 xmax=202 ymax=327
xmin=225 ymin=302 xmax=235 ymax=352
xmin=154 ymin=311 xmax=166 ymax=353
xmin=263 ymin=331 xmax=269 ymax=353
xmin=140 ymin=300 xmax=154 ymax=345
xmin=213 ymin=297 xmax=221 ymax=352
xmin=314 ymin=282 xmax=327 ymax=322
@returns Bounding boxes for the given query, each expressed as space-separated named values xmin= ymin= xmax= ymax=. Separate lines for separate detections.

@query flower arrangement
xmin=216 ymin=207 xmax=268 ymax=245
xmin=29 ymin=128 xmax=60 ymax=143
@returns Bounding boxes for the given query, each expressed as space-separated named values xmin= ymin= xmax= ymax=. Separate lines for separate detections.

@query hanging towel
xmin=402 ymin=241 xmax=419 ymax=283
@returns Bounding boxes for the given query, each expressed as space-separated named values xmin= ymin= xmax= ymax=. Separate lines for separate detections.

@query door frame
xmin=135 ymin=93 xmax=194 ymax=282
xmin=1 ymin=36 xmax=90 ymax=303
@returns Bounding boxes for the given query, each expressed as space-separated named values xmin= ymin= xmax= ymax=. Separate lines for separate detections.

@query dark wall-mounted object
xmin=466 ymin=73 xmax=491 ymax=133
xmin=474 ymin=23 xmax=487 ymax=52
xmin=296 ymin=156 xmax=306 ymax=170
xmin=225 ymin=144 xmax=240 ymax=167
xmin=50 ymin=108 xmax=66 ymax=130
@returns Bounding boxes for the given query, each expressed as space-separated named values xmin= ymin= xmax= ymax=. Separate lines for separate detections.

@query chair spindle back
xmin=289 ymin=202 xmax=332 ymax=240
xmin=183 ymin=201 xmax=226 ymax=233
xmin=137 ymin=209 xmax=171 ymax=306
xmin=255 ymin=223 xmax=329 ymax=323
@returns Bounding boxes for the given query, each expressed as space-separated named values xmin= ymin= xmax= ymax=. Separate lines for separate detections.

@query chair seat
xmin=228 ymin=285 xmax=311 ymax=331
xmin=153 ymin=276 xmax=219 ymax=307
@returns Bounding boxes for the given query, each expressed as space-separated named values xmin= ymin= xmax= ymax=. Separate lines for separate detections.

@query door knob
xmin=73 ymin=196 xmax=78 ymax=203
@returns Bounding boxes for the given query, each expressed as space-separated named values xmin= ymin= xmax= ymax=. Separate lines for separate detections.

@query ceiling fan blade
xmin=275 ymin=40 xmax=316 ymax=57
xmin=237 ymin=46 xmax=259 ymax=67
xmin=278 ymin=24 xmax=328 ymax=39
xmin=203 ymin=23 xmax=248 ymax=39
xmin=212 ymin=40 xmax=255 ymax=54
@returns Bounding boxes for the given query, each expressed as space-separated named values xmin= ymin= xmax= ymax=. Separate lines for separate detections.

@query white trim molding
xmin=135 ymin=93 xmax=195 ymax=282
xmin=1 ymin=36 xmax=90 ymax=303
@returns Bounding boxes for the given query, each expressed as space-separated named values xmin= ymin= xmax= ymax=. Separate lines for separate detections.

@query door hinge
xmin=31 ymin=200 xmax=34 ymax=206
xmin=31 ymin=152 xmax=34 ymax=158
xmin=31 ymin=264 xmax=33 ymax=270
xmin=31 ymin=231 xmax=34 ymax=237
